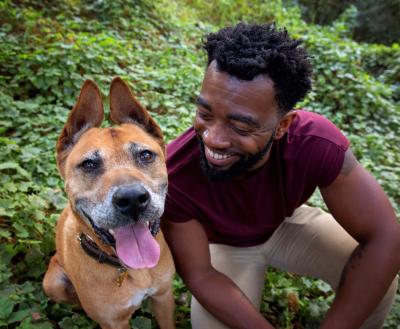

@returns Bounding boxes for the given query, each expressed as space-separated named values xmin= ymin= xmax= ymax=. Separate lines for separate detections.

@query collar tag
xmin=117 ymin=267 xmax=128 ymax=287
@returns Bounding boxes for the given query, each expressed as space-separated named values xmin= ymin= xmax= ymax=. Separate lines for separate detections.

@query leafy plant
xmin=0 ymin=0 xmax=398 ymax=328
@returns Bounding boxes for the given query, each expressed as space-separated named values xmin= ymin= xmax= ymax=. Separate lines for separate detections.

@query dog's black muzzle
xmin=75 ymin=183 xmax=161 ymax=247
xmin=112 ymin=184 xmax=150 ymax=217
xmin=111 ymin=184 xmax=160 ymax=236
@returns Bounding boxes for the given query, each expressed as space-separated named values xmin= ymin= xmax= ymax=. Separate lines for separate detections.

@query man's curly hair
xmin=203 ymin=23 xmax=312 ymax=113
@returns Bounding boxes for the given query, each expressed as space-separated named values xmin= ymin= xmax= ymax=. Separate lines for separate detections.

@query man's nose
xmin=202 ymin=123 xmax=231 ymax=149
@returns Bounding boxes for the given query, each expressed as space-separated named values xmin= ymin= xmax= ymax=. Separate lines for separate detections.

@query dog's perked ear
xmin=109 ymin=77 xmax=164 ymax=148
xmin=56 ymin=80 xmax=104 ymax=177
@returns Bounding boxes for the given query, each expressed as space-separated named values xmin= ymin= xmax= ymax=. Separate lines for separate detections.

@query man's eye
xmin=138 ymin=150 xmax=155 ymax=164
xmin=197 ymin=110 xmax=212 ymax=121
xmin=232 ymin=126 xmax=251 ymax=136
xmin=79 ymin=159 xmax=100 ymax=171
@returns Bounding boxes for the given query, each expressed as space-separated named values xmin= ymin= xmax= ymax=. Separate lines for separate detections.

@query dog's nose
xmin=112 ymin=184 xmax=150 ymax=216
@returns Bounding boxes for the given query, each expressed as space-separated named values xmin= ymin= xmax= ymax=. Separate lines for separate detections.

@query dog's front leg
xmin=150 ymin=286 xmax=176 ymax=329
xmin=43 ymin=255 xmax=80 ymax=305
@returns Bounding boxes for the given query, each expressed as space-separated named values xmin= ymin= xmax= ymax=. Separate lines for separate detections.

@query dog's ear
xmin=56 ymin=80 xmax=104 ymax=177
xmin=109 ymin=77 xmax=164 ymax=147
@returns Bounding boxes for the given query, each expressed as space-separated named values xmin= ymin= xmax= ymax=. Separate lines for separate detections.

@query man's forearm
xmin=188 ymin=269 xmax=274 ymax=329
xmin=320 ymin=238 xmax=400 ymax=329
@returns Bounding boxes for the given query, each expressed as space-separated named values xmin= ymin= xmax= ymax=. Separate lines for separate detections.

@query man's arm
xmin=320 ymin=148 xmax=400 ymax=329
xmin=162 ymin=218 xmax=274 ymax=329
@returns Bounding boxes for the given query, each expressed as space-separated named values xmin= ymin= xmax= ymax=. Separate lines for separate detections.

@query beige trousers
xmin=191 ymin=206 xmax=398 ymax=329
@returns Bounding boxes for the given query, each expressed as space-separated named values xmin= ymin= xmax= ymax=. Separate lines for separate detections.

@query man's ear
xmin=56 ymin=80 xmax=104 ymax=177
xmin=109 ymin=77 xmax=164 ymax=147
xmin=275 ymin=110 xmax=297 ymax=139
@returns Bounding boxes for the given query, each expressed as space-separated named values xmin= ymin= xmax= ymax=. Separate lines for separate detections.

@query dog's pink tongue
xmin=114 ymin=223 xmax=160 ymax=269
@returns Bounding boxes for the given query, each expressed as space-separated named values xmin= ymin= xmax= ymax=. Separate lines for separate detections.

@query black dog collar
xmin=78 ymin=232 xmax=122 ymax=268
xmin=78 ymin=233 xmax=129 ymax=287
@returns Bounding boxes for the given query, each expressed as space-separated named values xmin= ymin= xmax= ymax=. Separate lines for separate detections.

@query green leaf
xmin=59 ymin=314 xmax=96 ymax=329
xmin=17 ymin=317 xmax=53 ymax=329
xmin=58 ymin=317 xmax=77 ymax=329
xmin=0 ymin=162 xmax=31 ymax=179
xmin=131 ymin=316 xmax=152 ymax=329
xmin=6 ymin=308 xmax=31 ymax=324
xmin=0 ymin=297 xmax=15 ymax=320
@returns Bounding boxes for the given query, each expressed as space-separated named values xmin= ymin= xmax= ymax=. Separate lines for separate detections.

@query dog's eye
xmin=80 ymin=159 xmax=100 ymax=171
xmin=138 ymin=150 xmax=155 ymax=164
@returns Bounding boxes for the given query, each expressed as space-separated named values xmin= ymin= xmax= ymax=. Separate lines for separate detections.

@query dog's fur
xmin=43 ymin=78 xmax=175 ymax=329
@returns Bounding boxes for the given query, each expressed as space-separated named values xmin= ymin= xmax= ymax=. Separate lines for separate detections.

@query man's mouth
xmin=204 ymin=145 xmax=238 ymax=167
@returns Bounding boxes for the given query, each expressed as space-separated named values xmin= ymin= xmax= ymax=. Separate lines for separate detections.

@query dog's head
xmin=56 ymin=77 xmax=167 ymax=269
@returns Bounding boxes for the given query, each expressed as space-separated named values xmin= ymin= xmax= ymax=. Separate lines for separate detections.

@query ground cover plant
xmin=0 ymin=0 xmax=399 ymax=328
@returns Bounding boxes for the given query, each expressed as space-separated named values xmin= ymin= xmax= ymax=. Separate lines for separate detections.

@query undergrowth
xmin=0 ymin=0 xmax=398 ymax=328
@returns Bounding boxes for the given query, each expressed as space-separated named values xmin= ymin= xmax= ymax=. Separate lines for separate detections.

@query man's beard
xmin=198 ymin=132 xmax=276 ymax=180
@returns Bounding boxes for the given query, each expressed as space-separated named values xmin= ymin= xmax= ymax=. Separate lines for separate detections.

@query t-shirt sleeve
xmin=300 ymin=118 xmax=350 ymax=188
xmin=282 ymin=112 xmax=351 ymax=213
xmin=311 ymin=137 xmax=349 ymax=187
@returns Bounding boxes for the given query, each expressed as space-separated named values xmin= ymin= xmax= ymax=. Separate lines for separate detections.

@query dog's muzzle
xmin=75 ymin=182 xmax=162 ymax=248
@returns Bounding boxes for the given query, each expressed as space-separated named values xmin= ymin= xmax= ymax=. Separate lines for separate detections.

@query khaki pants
xmin=191 ymin=206 xmax=398 ymax=329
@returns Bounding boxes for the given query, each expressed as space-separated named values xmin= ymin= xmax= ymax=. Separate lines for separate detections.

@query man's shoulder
xmin=166 ymin=127 xmax=199 ymax=176
xmin=289 ymin=110 xmax=348 ymax=149
xmin=282 ymin=110 xmax=350 ymax=188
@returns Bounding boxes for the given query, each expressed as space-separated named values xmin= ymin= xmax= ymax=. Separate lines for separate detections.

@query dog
xmin=43 ymin=77 xmax=175 ymax=329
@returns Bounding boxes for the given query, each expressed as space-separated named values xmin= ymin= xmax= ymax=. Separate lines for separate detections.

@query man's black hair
xmin=203 ymin=22 xmax=312 ymax=113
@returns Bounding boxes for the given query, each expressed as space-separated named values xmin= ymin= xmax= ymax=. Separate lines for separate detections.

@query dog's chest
xmin=127 ymin=287 xmax=157 ymax=308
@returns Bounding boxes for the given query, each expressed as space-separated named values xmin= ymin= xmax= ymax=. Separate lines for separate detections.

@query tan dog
xmin=43 ymin=78 xmax=175 ymax=329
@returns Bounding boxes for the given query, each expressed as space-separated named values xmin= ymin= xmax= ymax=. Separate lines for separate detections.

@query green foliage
xmin=0 ymin=0 xmax=399 ymax=328
xmin=262 ymin=270 xmax=335 ymax=328
xmin=176 ymin=0 xmax=287 ymax=27
xmin=287 ymin=0 xmax=400 ymax=45
xmin=298 ymin=29 xmax=400 ymax=210
xmin=353 ymin=0 xmax=400 ymax=45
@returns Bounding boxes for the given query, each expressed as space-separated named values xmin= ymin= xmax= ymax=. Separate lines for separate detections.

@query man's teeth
xmin=206 ymin=147 xmax=233 ymax=160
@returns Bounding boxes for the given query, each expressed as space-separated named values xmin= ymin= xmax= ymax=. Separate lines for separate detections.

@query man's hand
xmin=162 ymin=218 xmax=274 ymax=329
xmin=320 ymin=148 xmax=400 ymax=328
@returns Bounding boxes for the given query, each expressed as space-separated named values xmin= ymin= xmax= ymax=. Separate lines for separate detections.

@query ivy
xmin=0 ymin=0 xmax=398 ymax=328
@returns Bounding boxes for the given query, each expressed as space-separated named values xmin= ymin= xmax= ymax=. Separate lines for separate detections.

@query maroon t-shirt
xmin=162 ymin=110 xmax=350 ymax=247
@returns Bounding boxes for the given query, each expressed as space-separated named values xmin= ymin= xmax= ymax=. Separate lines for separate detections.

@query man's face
xmin=193 ymin=61 xmax=282 ymax=179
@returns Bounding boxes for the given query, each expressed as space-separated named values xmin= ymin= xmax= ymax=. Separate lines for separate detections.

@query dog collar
xmin=77 ymin=233 xmax=128 ymax=286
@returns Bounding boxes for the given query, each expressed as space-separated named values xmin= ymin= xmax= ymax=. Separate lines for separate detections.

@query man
xmin=161 ymin=23 xmax=400 ymax=329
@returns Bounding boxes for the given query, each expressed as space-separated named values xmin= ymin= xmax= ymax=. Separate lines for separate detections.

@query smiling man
xmin=161 ymin=23 xmax=400 ymax=329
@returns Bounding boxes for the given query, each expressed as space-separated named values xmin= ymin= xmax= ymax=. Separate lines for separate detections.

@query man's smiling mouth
xmin=205 ymin=146 xmax=234 ymax=160
xmin=203 ymin=145 xmax=240 ymax=169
